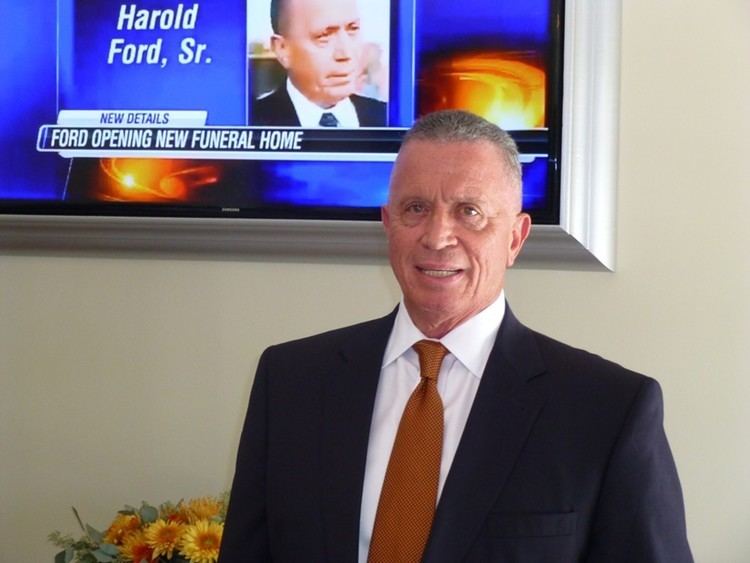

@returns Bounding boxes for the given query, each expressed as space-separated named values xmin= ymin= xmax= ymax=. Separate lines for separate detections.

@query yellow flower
xmin=180 ymin=520 xmax=223 ymax=563
xmin=160 ymin=501 xmax=190 ymax=525
xmin=183 ymin=496 xmax=224 ymax=523
xmin=145 ymin=519 xmax=185 ymax=559
xmin=103 ymin=513 xmax=142 ymax=545
xmin=120 ymin=530 xmax=153 ymax=563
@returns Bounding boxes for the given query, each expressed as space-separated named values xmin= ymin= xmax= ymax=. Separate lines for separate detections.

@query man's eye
xmin=405 ymin=202 xmax=426 ymax=214
xmin=314 ymin=29 xmax=334 ymax=42
xmin=461 ymin=206 xmax=480 ymax=217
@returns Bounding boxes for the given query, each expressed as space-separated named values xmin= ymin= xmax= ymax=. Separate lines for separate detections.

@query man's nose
xmin=332 ymin=31 xmax=355 ymax=60
xmin=420 ymin=211 xmax=457 ymax=250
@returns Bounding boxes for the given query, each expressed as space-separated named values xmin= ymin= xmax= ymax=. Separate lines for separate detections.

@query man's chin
xmin=318 ymin=86 xmax=355 ymax=107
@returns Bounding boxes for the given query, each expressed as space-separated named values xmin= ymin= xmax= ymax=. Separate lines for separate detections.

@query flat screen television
xmin=2 ymin=0 xmax=562 ymax=219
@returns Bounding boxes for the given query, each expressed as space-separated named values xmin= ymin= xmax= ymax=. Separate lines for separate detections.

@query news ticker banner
xmin=37 ymin=110 xmax=406 ymax=161
xmin=37 ymin=110 xmax=548 ymax=162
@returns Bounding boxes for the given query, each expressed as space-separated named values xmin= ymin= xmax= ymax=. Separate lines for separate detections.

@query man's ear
xmin=270 ymin=34 xmax=290 ymax=70
xmin=506 ymin=212 xmax=531 ymax=267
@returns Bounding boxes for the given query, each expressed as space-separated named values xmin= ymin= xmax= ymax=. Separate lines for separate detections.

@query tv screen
xmin=1 ymin=0 xmax=563 ymax=224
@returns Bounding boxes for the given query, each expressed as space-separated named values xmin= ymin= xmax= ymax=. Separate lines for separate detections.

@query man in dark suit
xmin=252 ymin=0 xmax=386 ymax=127
xmin=219 ymin=110 xmax=693 ymax=562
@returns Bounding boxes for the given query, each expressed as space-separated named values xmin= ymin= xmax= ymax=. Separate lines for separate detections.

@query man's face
xmin=273 ymin=0 xmax=362 ymax=108
xmin=382 ymin=139 xmax=531 ymax=338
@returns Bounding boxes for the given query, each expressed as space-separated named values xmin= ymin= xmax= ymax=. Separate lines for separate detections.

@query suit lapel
xmin=276 ymin=87 xmax=302 ymax=126
xmin=423 ymin=307 xmax=547 ymax=563
xmin=320 ymin=310 xmax=397 ymax=562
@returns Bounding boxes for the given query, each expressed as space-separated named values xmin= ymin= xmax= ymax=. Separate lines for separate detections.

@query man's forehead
xmin=389 ymin=177 xmax=498 ymax=200
xmin=284 ymin=0 xmax=360 ymax=25
xmin=389 ymin=139 xmax=516 ymax=202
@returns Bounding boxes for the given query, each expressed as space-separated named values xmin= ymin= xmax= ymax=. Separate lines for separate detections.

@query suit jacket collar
xmin=255 ymin=83 xmax=384 ymax=127
xmin=423 ymin=305 xmax=547 ymax=563
xmin=320 ymin=308 xmax=398 ymax=562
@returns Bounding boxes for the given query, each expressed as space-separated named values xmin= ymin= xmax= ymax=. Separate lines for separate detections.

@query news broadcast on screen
xmin=2 ymin=0 xmax=561 ymax=221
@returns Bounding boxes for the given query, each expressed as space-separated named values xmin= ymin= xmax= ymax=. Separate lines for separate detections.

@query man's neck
xmin=404 ymin=292 xmax=505 ymax=339
xmin=285 ymin=79 xmax=359 ymax=127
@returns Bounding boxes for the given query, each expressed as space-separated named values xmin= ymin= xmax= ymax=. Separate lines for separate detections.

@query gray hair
xmin=401 ymin=110 xmax=523 ymax=194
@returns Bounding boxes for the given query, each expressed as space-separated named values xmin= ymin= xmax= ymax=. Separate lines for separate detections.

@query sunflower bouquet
xmin=48 ymin=494 xmax=227 ymax=563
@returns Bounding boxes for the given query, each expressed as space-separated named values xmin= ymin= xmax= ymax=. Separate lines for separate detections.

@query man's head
xmin=270 ymin=0 xmax=363 ymax=109
xmin=382 ymin=110 xmax=531 ymax=338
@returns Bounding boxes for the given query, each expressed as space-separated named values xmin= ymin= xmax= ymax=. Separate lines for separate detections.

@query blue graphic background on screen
xmin=58 ymin=0 xmax=246 ymax=125
xmin=261 ymin=162 xmax=391 ymax=207
xmin=0 ymin=0 xmax=68 ymax=199
xmin=260 ymin=159 xmax=545 ymax=210
xmin=391 ymin=0 xmax=416 ymax=126
xmin=416 ymin=0 xmax=549 ymax=51
xmin=521 ymin=158 xmax=548 ymax=211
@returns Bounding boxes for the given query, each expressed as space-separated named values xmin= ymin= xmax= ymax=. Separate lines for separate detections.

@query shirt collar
xmin=382 ymin=291 xmax=506 ymax=378
xmin=286 ymin=78 xmax=360 ymax=128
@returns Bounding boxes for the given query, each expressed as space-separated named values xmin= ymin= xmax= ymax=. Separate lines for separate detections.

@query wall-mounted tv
xmin=1 ymin=0 xmax=563 ymax=225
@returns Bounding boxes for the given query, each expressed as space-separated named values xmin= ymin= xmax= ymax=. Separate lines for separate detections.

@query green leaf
xmin=48 ymin=531 xmax=75 ymax=549
xmin=139 ymin=502 xmax=158 ymax=523
xmin=54 ymin=550 xmax=66 ymax=563
xmin=91 ymin=548 xmax=114 ymax=562
xmin=99 ymin=543 xmax=120 ymax=556
xmin=72 ymin=507 xmax=87 ymax=534
xmin=86 ymin=524 xmax=104 ymax=543
xmin=65 ymin=547 xmax=75 ymax=563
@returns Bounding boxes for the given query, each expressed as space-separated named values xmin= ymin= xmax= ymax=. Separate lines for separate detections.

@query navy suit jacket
xmin=219 ymin=306 xmax=693 ymax=562
xmin=251 ymin=85 xmax=387 ymax=127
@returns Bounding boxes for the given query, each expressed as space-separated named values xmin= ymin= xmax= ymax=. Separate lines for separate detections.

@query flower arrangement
xmin=48 ymin=494 xmax=227 ymax=563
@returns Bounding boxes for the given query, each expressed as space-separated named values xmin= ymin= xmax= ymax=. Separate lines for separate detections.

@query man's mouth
xmin=328 ymin=72 xmax=353 ymax=82
xmin=418 ymin=267 xmax=461 ymax=278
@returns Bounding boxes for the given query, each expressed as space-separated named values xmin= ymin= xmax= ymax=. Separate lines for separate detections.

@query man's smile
xmin=417 ymin=266 xmax=463 ymax=278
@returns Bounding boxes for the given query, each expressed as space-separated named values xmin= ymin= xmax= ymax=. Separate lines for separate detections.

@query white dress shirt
xmin=358 ymin=292 xmax=506 ymax=562
xmin=286 ymin=78 xmax=360 ymax=128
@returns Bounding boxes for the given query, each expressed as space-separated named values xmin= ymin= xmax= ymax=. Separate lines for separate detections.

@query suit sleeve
xmin=584 ymin=378 xmax=693 ymax=562
xmin=218 ymin=348 xmax=272 ymax=562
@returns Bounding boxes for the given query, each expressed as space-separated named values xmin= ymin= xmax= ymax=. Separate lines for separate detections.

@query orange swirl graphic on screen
xmin=97 ymin=159 xmax=219 ymax=202
xmin=418 ymin=52 xmax=546 ymax=129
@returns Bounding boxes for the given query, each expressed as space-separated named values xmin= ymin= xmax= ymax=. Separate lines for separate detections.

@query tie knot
xmin=319 ymin=112 xmax=339 ymax=127
xmin=413 ymin=340 xmax=448 ymax=381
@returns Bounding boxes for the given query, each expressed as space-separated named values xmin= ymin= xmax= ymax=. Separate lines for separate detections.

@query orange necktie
xmin=368 ymin=340 xmax=449 ymax=563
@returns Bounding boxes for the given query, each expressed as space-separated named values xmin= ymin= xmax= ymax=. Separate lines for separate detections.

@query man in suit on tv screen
xmin=252 ymin=0 xmax=387 ymax=127
xmin=218 ymin=110 xmax=693 ymax=562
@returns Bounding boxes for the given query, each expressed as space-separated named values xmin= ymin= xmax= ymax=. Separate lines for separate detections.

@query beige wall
xmin=2 ymin=1 xmax=749 ymax=561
